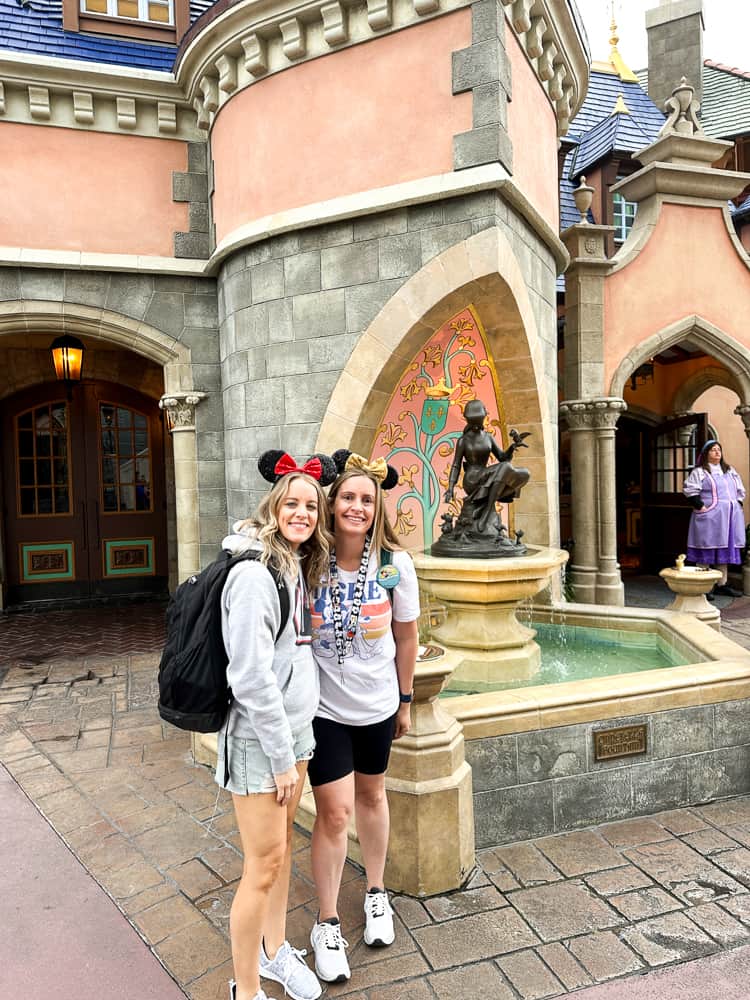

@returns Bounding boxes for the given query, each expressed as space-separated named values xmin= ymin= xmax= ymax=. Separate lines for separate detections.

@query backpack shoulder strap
xmin=228 ymin=550 xmax=291 ymax=641
xmin=380 ymin=547 xmax=394 ymax=605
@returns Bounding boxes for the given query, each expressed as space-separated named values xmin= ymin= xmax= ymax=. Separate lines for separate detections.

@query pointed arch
xmin=316 ymin=227 xmax=559 ymax=545
xmin=609 ymin=315 xmax=750 ymax=404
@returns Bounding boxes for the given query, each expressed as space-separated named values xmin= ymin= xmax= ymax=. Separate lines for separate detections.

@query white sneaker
xmin=310 ymin=919 xmax=351 ymax=983
xmin=259 ymin=940 xmax=322 ymax=1000
xmin=229 ymin=983 xmax=267 ymax=1000
xmin=363 ymin=889 xmax=395 ymax=947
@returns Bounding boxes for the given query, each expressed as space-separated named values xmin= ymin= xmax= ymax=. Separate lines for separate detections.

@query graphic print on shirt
xmin=311 ymin=579 xmax=392 ymax=661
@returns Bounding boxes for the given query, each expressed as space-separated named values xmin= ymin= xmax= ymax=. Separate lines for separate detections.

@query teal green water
xmin=442 ymin=622 xmax=688 ymax=696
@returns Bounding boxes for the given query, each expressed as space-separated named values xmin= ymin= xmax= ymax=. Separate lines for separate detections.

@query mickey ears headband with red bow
xmin=258 ymin=450 xmax=338 ymax=487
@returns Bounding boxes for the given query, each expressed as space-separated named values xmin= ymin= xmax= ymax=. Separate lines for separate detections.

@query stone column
xmin=560 ymin=398 xmax=626 ymax=606
xmin=593 ymin=398 xmax=627 ymax=605
xmin=159 ymin=392 xmax=207 ymax=584
xmin=734 ymin=402 xmax=750 ymax=596
xmin=560 ymin=400 xmax=598 ymax=604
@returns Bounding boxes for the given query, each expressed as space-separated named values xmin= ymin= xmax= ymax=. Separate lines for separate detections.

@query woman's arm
xmin=683 ymin=467 xmax=704 ymax=501
xmin=445 ymin=438 xmax=465 ymax=501
xmin=223 ymin=562 xmax=296 ymax=775
xmin=392 ymin=618 xmax=418 ymax=739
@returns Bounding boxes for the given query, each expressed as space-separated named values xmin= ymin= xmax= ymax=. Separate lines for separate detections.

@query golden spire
xmin=600 ymin=1 xmax=639 ymax=83
xmin=613 ymin=93 xmax=631 ymax=114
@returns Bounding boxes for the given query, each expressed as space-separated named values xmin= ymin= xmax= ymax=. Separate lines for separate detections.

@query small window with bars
xmin=80 ymin=0 xmax=172 ymax=24
xmin=16 ymin=403 xmax=72 ymax=517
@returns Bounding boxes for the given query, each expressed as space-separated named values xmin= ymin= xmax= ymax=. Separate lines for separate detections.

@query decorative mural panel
xmin=369 ymin=305 xmax=508 ymax=551
xmin=103 ymin=538 xmax=155 ymax=577
xmin=20 ymin=542 xmax=75 ymax=582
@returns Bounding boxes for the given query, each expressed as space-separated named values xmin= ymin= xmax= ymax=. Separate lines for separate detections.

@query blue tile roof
xmin=0 ymin=0 xmax=215 ymax=70
xmin=572 ymin=108 xmax=653 ymax=178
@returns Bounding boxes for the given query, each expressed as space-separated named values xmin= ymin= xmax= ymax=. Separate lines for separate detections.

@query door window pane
xmin=98 ymin=403 xmax=152 ymax=513
xmin=16 ymin=402 xmax=71 ymax=516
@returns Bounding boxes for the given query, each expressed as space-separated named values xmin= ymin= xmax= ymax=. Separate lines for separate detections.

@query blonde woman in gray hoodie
xmin=217 ymin=451 xmax=335 ymax=1000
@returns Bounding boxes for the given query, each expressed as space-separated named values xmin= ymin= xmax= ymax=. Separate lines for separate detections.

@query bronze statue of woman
xmin=435 ymin=399 xmax=530 ymax=556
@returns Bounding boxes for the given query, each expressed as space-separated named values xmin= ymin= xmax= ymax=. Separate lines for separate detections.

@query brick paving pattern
xmin=1 ymin=591 xmax=749 ymax=999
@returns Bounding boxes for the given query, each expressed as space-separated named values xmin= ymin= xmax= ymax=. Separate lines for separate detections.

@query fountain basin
xmin=443 ymin=601 xmax=750 ymax=846
xmin=413 ymin=546 xmax=568 ymax=684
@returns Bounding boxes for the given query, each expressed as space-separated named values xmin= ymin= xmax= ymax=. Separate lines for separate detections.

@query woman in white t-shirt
xmin=307 ymin=451 xmax=420 ymax=985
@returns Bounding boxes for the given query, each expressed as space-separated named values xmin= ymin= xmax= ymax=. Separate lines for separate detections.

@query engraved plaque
xmin=593 ymin=724 xmax=647 ymax=761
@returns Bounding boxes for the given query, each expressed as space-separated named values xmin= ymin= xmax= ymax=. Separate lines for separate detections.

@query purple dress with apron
xmin=683 ymin=464 xmax=746 ymax=564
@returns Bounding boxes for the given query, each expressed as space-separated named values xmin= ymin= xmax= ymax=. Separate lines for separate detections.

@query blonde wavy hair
xmin=237 ymin=473 xmax=332 ymax=586
xmin=327 ymin=469 xmax=401 ymax=559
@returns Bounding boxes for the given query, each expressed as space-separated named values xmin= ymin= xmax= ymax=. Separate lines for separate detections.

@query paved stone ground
xmin=2 ymin=645 xmax=750 ymax=1000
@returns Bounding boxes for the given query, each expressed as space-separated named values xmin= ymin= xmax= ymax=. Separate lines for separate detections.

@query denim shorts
xmin=215 ymin=723 xmax=315 ymax=795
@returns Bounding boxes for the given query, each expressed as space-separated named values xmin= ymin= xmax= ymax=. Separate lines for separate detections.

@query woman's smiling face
xmin=276 ymin=477 xmax=319 ymax=549
xmin=332 ymin=475 xmax=376 ymax=540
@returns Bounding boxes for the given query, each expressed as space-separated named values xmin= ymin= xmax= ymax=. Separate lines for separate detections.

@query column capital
xmin=560 ymin=397 xmax=627 ymax=430
xmin=560 ymin=223 xmax=615 ymax=265
xmin=159 ymin=391 xmax=208 ymax=432
xmin=734 ymin=403 xmax=750 ymax=438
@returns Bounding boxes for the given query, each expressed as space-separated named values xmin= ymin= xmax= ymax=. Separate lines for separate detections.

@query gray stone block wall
xmin=467 ymin=699 xmax=750 ymax=848
xmin=217 ymin=190 xmax=559 ymax=525
xmin=0 ymin=266 xmax=226 ymax=570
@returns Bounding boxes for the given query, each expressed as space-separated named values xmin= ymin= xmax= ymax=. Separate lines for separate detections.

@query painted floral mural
xmin=370 ymin=305 xmax=507 ymax=551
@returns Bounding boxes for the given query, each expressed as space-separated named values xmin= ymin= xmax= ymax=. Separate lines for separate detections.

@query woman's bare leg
xmin=353 ymin=772 xmax=389 ymax=890
xmin=310 ymin=775 xmax=355 ymax=919
xmin=262 ymin=761 xmax=309 ymax=957
xmin=231 ymin=792 xmax=287 ymax=1000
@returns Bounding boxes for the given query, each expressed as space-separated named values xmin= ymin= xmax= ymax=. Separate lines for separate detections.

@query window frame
xmin=612 ymin=190 xmax=637 ymax=244
xmin=62 ymin=0 xmax=190 ymax=44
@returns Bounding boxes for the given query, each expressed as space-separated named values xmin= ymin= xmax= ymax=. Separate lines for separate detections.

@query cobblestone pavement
xmin=2 ymin=649 xmax=750 ymax=1000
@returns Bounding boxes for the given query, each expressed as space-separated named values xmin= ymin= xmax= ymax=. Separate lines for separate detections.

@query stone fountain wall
xmin=467 ymin=699 xmax=750 ymax=847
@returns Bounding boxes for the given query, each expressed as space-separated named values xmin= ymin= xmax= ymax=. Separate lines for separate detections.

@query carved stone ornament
xmin=159 ymin=391 xmax=208 ymax=431
xmin=734 ymin=403 xmax=750 ymax=438
xmin=560 ymin=397 xmax=627 ymax=431
xmin=573 ymin=175 xmax=595 ymax=222
xmin=659 ymin=76 xmax=705 ymax=138
xmin=584 ymin=237 xmax=598 ymax=255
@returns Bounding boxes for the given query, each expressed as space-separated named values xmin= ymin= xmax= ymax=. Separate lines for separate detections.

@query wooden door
xmin=1 ymin=380 xmax=168 ymax=606
xmin=642 ymin=412 xmax=708 ymax=572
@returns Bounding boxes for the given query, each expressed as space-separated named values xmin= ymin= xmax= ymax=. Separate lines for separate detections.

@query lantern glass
xmin=50 ymin=336 xmax=84 ymax=383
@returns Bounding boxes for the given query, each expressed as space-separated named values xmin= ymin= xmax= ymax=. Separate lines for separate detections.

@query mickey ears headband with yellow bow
xmin=332 ymin=449 xmax=399 ymax=490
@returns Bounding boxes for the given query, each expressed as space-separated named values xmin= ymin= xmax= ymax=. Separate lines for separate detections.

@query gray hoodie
xmin=220 ymin=524 xmax=319 ymax=775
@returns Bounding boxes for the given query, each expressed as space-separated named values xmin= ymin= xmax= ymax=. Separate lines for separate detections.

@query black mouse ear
xmin=258 ymin=450 xmax=286 ymax=483
xmin=331 ymin=449 xmax=351 ymax=475
xmin=382 ymin=465 xmax=399 ymax=491
xmin=312 ymin=454 xmax=338 ymax=487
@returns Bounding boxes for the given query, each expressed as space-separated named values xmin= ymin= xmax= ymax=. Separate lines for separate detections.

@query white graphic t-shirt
xmin=310 ymin=549 xmax=420 ymax=726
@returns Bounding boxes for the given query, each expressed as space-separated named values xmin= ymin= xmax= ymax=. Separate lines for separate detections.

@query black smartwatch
xmin=399 ymin=691 xmax=413 ymax=703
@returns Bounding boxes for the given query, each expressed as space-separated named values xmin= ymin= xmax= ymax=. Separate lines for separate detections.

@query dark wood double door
xmin=1 ymin=380 xmax=168 ymax=606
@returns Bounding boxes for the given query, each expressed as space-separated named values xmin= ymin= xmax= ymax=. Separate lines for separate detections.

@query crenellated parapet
xmin=175 ymin=0 xmax=588 ymax=137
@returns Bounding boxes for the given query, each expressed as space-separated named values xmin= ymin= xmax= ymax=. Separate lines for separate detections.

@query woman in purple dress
xmin=683 ymin=440 xmax=746 ymax=597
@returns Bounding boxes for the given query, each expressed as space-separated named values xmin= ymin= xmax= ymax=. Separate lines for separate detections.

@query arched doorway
xmin=1 ymin=377 xmax=168 ymax=607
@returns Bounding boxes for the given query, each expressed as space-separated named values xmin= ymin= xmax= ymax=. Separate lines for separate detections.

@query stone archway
xmin=672 ymin=365 xmax=742 ymax=415
xmin=316 ymin=227 xmax=559 ymax=546
xmin=610 ymin=315 xmax=750 ymax=405
xmin=0 ymin=301 xmax=203 ymax=598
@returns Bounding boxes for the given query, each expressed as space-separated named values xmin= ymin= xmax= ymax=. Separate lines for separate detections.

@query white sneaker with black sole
xmin=363 ymin=888 xmax=395 ymax=947
xmin=310 ymin=918 xmax=351 ymax=983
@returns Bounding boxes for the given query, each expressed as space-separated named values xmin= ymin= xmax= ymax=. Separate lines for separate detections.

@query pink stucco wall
xmin=210 ymin=12 xmax=472 ymax=243
xmin=0 ymin=123 xmax=188 ymax=256
xmin=604 ymin=204 xmax=750 ymax=389
xmin=505 ymin=29 xmax=560 ymax=229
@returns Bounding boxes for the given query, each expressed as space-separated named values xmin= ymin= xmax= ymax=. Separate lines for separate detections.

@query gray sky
xmin=574 ymin=0 xmax=750 ymax=73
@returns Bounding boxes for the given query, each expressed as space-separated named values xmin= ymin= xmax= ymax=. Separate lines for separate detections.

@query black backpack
xmin=158 ymin=549 xmax=290 ymax=734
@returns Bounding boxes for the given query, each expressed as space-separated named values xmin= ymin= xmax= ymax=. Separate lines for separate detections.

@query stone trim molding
xmin=0 ymin=246 xmax=206 ymax=276
xmin=209 ymin=162 xmax=569 ymax=274
xmin=672 ymin=365 xmax=742 ymax=414
xmin=176 ymin=0 xmax=587 ymax=137
xmin=159 ymin=391 xmax=208 ymax=431
xmin=609 ymin=315 xmax=750 ymax=404
xmin=559 ymin=397 xmax=627 ymax=431
xmin=0 ymin=51 xmax=201 ymax=141
xmin=172 ymin=141 xmax=211 ymax=259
